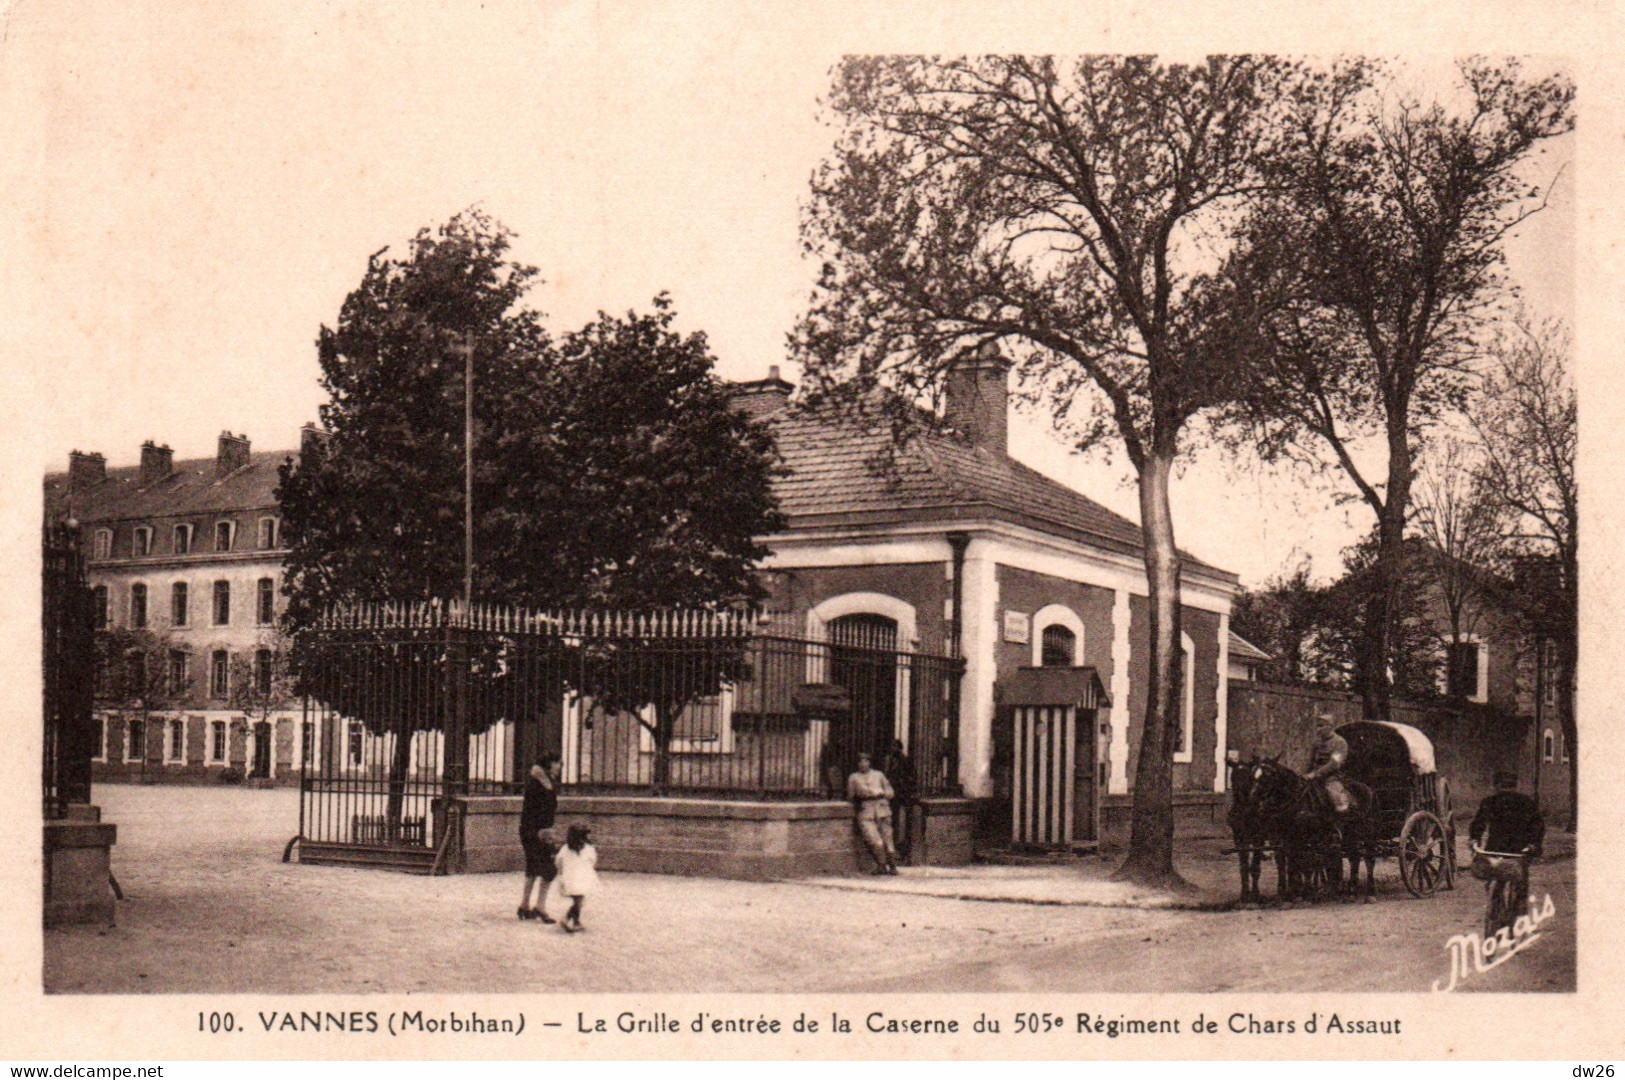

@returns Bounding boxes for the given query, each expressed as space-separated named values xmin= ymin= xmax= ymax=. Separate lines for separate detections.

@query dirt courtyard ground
xmin=44 ymin=785 xmax=1575 ymax=994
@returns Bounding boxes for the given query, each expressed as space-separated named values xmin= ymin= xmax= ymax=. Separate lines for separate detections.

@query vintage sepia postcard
xmin=4 ymin=0 xmax=1622 ymax=1064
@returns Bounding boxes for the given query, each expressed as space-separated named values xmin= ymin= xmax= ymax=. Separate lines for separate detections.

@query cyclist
xmin=1468 ymin=769 xmax=1544 ymax=930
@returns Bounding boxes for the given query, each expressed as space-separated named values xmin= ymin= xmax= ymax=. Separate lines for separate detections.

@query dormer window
xmin=258 ymin=517 xmax=279 ymax=550
xmin=215 ymin=520 xmax=235 ymax=552
xmin=93 ymin=529 xmax=112 ymax=560
xmin=132 ymin=526 xmax=153 ymax=557
xmin=173 ymin=523 xmax=193 ymax=554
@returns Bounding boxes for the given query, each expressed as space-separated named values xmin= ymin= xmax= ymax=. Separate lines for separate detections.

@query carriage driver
xmin=1304 ymin=714 xmax=1351 ymax=814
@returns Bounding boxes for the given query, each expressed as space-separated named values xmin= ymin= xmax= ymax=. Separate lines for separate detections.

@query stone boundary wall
xmin=1226 ymin=680 xmax=1531 ymax=817
xmin=455 ymin=794 xmax=977 ymax=880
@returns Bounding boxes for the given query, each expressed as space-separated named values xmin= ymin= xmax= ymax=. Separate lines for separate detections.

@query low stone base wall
xmin=452 ymin=794 xmax=978 ymax=880
xmin=44 ymin=805 xmax=117 ymax=927
xmin=1099 ymin=792 xmax=1226 ymax=846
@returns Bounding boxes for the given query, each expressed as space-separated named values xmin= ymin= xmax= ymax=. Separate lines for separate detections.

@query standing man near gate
xmin=847 ymin=752 xmax=898 ymax=875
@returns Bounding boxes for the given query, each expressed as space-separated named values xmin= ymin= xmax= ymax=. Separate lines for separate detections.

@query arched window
xmin=173 ymin=523 xmax=193 ymax=554
xmin=129 ymin=583 xmax=148 ymax=629
xmin=215 ymin=520 xmax=235 ymax=552
xmin=93 ymin=529 xmax=112 ymax=560
xmin=1542 ymin=728 xmax=1555 ymax=763
xmin=171 ymin=582 xmax=188 ymax=626
xmin=258 ymin=517 xmax=279 ymax=550
xmin=92 ymin=585 xmax=108 ymax=630
xmin=1040 ymin=625 xmax=1077 ymax=668
xmin=1031 ymin=604 xmax=1085 ymax=668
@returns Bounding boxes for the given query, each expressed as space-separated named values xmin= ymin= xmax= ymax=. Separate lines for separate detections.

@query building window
xmin=211 ymin=650 xmax=229 ymax=699
xmin=168 ymin=649 xmax=188 ymax=695
xmin=125 ymin=718 xmax=145 ymax=763
xmin=93 ymin=529 xmax=112 ymax=560
xmin=130 ymin=583 xmax=148 ymax=629
xmin=171 ymin=582 xmax=188 ymax=626
xmin=255 ymin=648 xmax=274 ymax=697
xmin=173 ymin=523 xmax=193 ymax=554
xmin=133 ymin=526 xmax=153 ymax=557
xmin=215 ymin=520 xmax=235 ymax=552
xmin=348 ymin=721 xmax=365 ymax=766
xmin=1447 ymin=639 xmax=1488 ymax=703
xmin=1541 ymin=640 xmax=1559 ymax=712
xmin=166 ymin=717 xmax=186 ymax=764
xmin=126 ymin=650 xmax=147 ymax=699
xmin=259 ymin=517 xmax=279 ymax=550
xmin=257 ymin=578 xmax=275 ymax=626
xmin=213 ymin=580 xmax=231 ymax=626
xmin=209 ymin=720 xmax=227 ymax=764
xmin=92 ymin=585 xmax=108 ymax=630
xmin=1040 ymin=624 xmax=1077 ymax=668
xmin=1542 ymin=728 xmax=1555 ymax=763
xmin=1173 ymin=631 xmax=1195 ymax=762
xmin=92 ymin=716 xmax=107 ymax=762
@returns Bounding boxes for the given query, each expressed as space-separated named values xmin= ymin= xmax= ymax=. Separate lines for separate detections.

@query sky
xmin=1 ymin=2 xmax=1576 ymax=589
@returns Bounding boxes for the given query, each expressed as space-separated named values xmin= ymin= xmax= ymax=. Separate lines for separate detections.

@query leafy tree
xmin=279 ymin=212 xmax=783 ymax=807
xmin=794 ymin=55 xmax=1290 ymax=887
xmin=1231 ymin=561 xmax=1341 ymax=685
xmin=1225 ymin=59 xmax=1572 ymax=721
xmin=1471 ymin=317 xmax=1576 ymax=828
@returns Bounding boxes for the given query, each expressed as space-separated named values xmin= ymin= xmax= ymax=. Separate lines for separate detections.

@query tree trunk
xmin=1558 ymin=569 xmax=1578 ymax=832
xmin=652 ymin=702 xmax=673 ymax=794
xmin=1113 ymin=448 xmax=1191 ymax=890
xmin=385 ymin=727 xmax=413 ymax=839
xmin=1357 ymin=429 xmax=1413 ymax=720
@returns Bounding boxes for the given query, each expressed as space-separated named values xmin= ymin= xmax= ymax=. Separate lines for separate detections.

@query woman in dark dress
xmin=518 ymin=751 xmax=562 ymax=922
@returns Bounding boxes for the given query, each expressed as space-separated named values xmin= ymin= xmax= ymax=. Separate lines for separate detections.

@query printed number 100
xmin=199 ymin=1012 xmax=236 ymax=1033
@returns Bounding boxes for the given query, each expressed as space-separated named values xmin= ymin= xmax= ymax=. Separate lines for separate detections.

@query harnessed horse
xmin=1228 ymin=755 xmax=1287 ymax=905
xmin=1242 ymin=758 xmax=1380 ymax=902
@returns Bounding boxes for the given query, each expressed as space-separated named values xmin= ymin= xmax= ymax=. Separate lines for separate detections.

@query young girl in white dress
xmin=553 ymin=824 xmax=601 ymax=933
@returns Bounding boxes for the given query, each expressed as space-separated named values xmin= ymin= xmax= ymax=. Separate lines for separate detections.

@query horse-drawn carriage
xmin=1230 ymin=720 xmax=1457 ymax=903
xmin=1338 ymin=720 xmax=1457 ymax=897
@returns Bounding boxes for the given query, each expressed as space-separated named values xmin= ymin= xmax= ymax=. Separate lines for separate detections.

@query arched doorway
xmin=827 ymin=613 xmax=899 ymax=770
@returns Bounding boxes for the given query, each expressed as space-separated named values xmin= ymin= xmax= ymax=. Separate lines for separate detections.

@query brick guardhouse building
xmin=46 ymin=353 xmax=1242 ymax=877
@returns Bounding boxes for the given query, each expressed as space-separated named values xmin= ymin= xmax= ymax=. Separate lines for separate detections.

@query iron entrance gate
xmin=291 ymin=603 xmax=963 ymax=864
xmin=1000 ymin=666 xmax=1109 ymax=850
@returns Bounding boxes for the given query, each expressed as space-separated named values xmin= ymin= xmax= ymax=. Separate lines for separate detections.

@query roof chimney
xmin=139 ymin=441 xmax=174 ymax=486
xmin=729 ymin=365 xmax=794 ymax=420
xmin=217 ymin=431 xmax=250 ymax=477
xmin=944 ymin=344 xmax=1013 ymax=455
xmin=299 ymin=422 xmax=328 ymax=461
xmin=68 ymin=450 xmax=106 ymax=492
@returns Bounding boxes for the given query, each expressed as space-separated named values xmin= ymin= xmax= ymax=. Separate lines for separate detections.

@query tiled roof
xmin=766 ymin=402 xmax=1234 ymax=581
xmin=45 ymin=449 xmax=293 ymax=524
xmin=1228 ymin=630 xmax=1271 ymax=662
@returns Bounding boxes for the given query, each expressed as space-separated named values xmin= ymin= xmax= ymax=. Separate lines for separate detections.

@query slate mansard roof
xmin=45 ymin=449 xmax=291 ymax=525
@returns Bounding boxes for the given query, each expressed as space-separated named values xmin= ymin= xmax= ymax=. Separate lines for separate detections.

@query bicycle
xmin=1470 ymin=841 xmax=1533 ymax=938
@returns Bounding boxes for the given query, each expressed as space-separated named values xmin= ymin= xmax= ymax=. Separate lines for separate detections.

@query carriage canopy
xmin=1337 ymin=720 xmax=1437 ymax=777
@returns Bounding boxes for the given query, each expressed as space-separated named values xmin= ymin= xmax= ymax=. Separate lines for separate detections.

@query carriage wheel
xmin=1399 ymin=811 xmax=1447 ymax=898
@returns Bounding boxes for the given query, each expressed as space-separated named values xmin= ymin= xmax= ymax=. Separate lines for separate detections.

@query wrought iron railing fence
xmin=295 ymin=603 xmax=963 ymax=850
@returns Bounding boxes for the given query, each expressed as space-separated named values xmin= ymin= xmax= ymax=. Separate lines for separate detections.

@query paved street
xmin=45 ymin=785 xmax=1574 ymax=994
